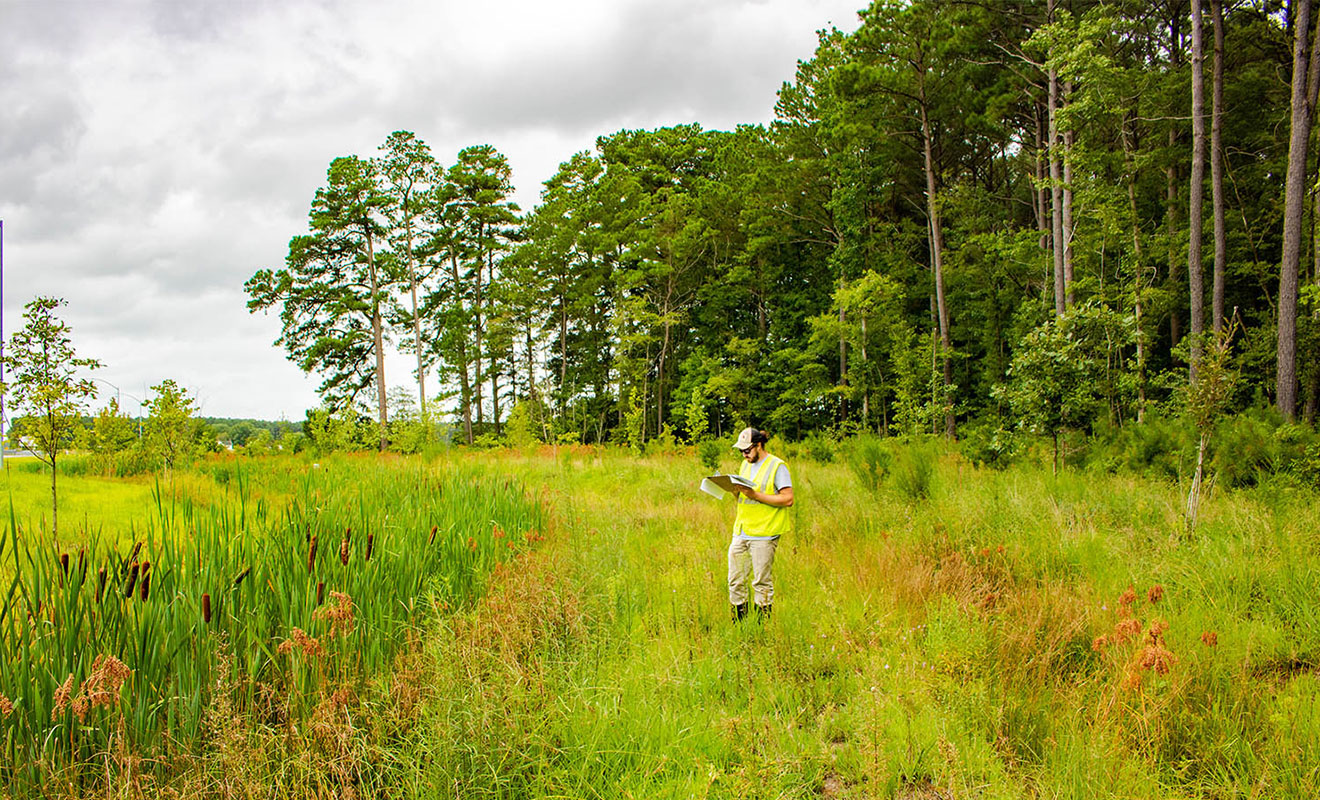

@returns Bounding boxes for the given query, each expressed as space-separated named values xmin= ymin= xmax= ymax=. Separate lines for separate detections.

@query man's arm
xmin=735 ymin=485 xmax=794 ymax=507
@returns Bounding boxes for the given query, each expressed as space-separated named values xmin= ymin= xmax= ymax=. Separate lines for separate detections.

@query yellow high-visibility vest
xmin=734 ymin=454 xmax=791 ymax=539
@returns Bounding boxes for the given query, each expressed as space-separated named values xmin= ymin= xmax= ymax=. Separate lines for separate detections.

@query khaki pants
xmin=728 ymin=537 xmax=777 ymax=607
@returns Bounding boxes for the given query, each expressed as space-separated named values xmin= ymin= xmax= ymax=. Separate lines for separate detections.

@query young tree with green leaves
xmin=145 ymin=379 xmax=199 ymax=473
xmin=2 ymin=296 xmax=101 ymax=535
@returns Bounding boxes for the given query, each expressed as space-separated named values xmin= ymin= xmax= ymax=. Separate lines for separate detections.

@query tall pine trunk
xmin=1048 ymin=3 xmax=1066 ymax=318
xmin=366 ymin=231 xmax=388 ymax=451
xmin=1189 ymin=0 xmax=1207 ymax=382
xmin=919 ymin=83 xmax=955 ymax=438
xmin=1211 ymin=0 xmax=1228 ymax=335
xmin=1278 ymin=0 xmax=1320 ymax=418
xmin=449 ymin=253 xmax=474 ymax=445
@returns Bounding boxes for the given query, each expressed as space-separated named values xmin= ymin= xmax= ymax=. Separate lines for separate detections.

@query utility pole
xmin=1 ymin=219 xmax=6 ymax=470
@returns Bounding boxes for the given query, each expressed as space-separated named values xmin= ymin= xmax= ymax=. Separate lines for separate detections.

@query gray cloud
xmin=2 ymin=0 xmax=860 ymax=420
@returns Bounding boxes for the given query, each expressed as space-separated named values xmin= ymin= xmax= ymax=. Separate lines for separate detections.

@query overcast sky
xmin=1 ymin=0 xmax=863 ymax=422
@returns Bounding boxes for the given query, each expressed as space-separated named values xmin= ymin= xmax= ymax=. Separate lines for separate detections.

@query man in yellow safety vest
xmin=727 ymin=427 xmax=794 ymax=622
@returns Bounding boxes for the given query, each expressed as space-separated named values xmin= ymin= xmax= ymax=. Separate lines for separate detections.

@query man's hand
xmin=735 ymin=485 xmax=794 ymax=508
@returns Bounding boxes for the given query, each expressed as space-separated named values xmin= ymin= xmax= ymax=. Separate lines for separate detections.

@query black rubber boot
xmin=732 ymin=602 xmax=749 ymax=622
xmin=755 ymin=603 xmax=772 ymax=622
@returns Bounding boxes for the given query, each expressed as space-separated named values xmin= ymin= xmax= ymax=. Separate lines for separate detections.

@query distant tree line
xmin=251 ymin=0 xmax=1320 ymax=454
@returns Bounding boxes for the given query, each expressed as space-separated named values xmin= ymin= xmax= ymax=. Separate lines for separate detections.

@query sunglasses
xmin=738 ymin=445 xmax=755 ymax=454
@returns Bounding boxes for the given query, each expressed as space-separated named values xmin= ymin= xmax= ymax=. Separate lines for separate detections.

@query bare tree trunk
xmin=406 ymin=218 xmax=427 ymax=420
xmin=920 ymin=92 xmax=955 ymax=438
xmin=1168 ymin=10 xmax=1184 ymax=349
xmin=1123 ymin=112 xmax=1149 ymax=423
xmin=449 ymin=253 xmax=474 ymax=445
xmin=1048 ymin=2 xmax=1066 ymax=318
xmin=1211 ymin=0 xmax=1228 ymax=335
xmin=1063 ymin=85 xmax=1075 ymax=309
xmin=1189 ymin=0 xmax=1208 ymax=382
xmin=1278 ymin=0 xmax=1320 ymax=419
xmin=366 ymin=231 xmax=388 ymax=451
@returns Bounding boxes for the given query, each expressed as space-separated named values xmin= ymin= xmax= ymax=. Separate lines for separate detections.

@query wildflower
xmin=493 ymin=525 xmax=505 ymax=539
xmin=52 ymin=673 xmax=75 ymax=721
xmin=1112 ymin=618 xmax=1142 ymax=643
xmin=314 ymin=591 xmax=355 ymax=637
xmin=1148 ymin=584 xmax=1165 ymax=604
xmin=0 ymin=695 xmax=12 ymax=716
xmin=1119 ymin=585 xmax=1137 ymax=610
xmin=1200 ymin=631 xmax=1218 ymax=648
xmin=979 ymin=547 xmax=990 ymax=558
xmin=1092 ymin=635 xmax=1110 ymax=652
xmin=1147 ymin=619 xmax=1169 ymax=644
xmin=467 ymin=536 xmax=476 ymax=551
xmin=279 ymin=628 xmax=325 ymax=658
xmin=74 ymin=655 xmax=132 ymax=721
xmin=1140 ymin=644 xmax=1175 ymax=675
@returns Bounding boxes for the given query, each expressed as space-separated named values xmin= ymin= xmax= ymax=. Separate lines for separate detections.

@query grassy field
xmin=2 ymin=446 xmax=1318 ymax=798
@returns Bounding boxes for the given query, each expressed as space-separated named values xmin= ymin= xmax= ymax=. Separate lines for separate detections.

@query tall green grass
xmin=391 ymin=445 xmax=1320 ymax=799
xmin=0 ymin=454 xmax=544 ymax=792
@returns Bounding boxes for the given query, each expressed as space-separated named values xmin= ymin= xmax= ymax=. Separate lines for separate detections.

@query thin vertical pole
xmin=1 ymin=219 xmax=6 ymax=470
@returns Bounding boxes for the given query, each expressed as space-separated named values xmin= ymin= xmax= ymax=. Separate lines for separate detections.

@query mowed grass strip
xmin=393 ymin=446 xmax=1320 ymax=800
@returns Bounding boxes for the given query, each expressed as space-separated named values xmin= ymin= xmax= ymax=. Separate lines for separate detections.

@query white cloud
xmin=2 ymin=0 xmax=861 ymax=420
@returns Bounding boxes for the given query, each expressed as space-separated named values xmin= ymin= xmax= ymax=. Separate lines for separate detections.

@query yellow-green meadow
xmin=2 ymin=445 xmax=1317 ymax=798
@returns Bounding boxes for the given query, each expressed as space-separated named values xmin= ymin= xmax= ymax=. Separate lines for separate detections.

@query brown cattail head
xmin=429 ymin=525 xmax=438 ymax=545
xmin=126 ymin=542 xmax=143 ymax=574
xmin=316 ymin=581 xmax=325 ymax=606
xmin=139 ymin=562 xmax=151 ymax=601
xmin=365 ymin=533 xmax=374 ymax=561
xmin=339 ymin=537 xmax=350 ymax=566
xmin=78 ymin=549 xmax=87 ymax=584
xmin=202 ymin=593 xmax=212 ymax=623
xmin=124 ymin=563 xmax=140 ymax=598
xmin=60 ymin=552 xmax=70 ymax=577
xmin=307 ymin=535 xmax=318 ymax=573
xmin=233 ymin=566 xmax=251 ymax=587
xmin=96 ymin=568 xmax=107 ymax=603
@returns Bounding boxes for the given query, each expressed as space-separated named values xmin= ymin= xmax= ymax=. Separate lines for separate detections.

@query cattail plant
xmin=233 ymin=566 xmax=251 ymax=587
xmin=365 ymin=533 xmax=374 ymax=561
xmin=339 ymin=528 xmax=351 ymax=566
xmin=139 ymin=562 xmax=151 ymax=601
xmin=307 ymin=534 xmax=318 ymax=573
xmin=202 ymin=593 xmax=212 ymax=623
xmin=124 ymin=563 xmax=140 ymax=598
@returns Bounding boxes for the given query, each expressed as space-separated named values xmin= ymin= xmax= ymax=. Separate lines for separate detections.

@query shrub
xmin=960 ymin=419 xmax=1019 ymax=470
xmin=696 ymin=439 xmax=723 ymax=472
xmin=847 ymin=434 xmax=890 ymax=493
xmin=803 ymin=431 xmax=837 ymax=464
xmin=890 ymin=438 xmax=937 ymax=501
